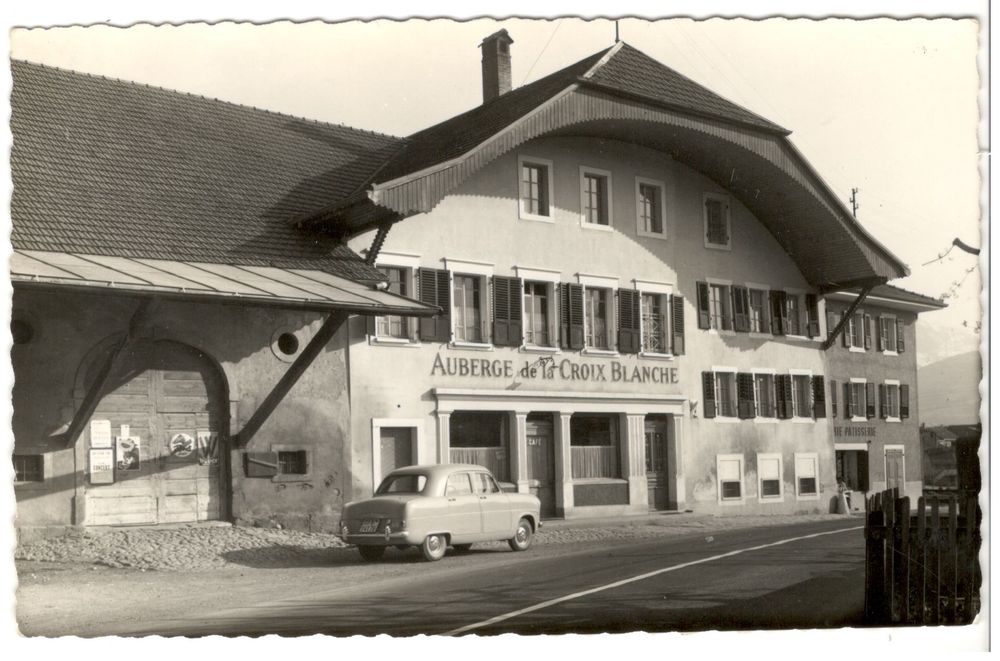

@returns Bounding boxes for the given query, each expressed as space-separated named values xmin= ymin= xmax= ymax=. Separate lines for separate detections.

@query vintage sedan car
xmin=339 ymin=464 xmax=542 ymax=561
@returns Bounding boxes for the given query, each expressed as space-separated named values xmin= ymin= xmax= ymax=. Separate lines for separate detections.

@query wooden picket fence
xmin=864 ymin=489 xmax=982 ymax=625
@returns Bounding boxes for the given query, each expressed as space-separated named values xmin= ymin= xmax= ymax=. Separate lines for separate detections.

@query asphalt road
xmin=123 ymin=518 xmax=866 ymax=637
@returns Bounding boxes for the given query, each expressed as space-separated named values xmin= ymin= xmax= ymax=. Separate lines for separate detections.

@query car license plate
xmin=359 ymin=519 xmax=379 ymax=533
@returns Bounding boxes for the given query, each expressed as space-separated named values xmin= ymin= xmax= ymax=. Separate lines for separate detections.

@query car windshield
xmin=376 ymin=474 xmax=427 ymax=495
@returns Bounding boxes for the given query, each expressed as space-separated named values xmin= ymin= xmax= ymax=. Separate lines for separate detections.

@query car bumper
xmin=340 ymin=531 xmax=420 ymax=546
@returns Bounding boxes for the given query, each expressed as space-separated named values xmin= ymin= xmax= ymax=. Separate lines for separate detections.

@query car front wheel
xmin=508 ymin=518 xmax=534 ymax=552
xmin=421 ymin=533 xmax=447 ymax=561
xmin=358 ymin=545 xmax=386 ymax=562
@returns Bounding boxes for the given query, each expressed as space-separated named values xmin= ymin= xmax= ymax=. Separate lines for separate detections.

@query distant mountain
xmin=917 ymin=350 xmax=982 ymax=426
xmin=916 ymin=322 xmax=980 ymax=367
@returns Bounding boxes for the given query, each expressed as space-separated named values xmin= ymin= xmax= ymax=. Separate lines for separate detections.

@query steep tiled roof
xmin=367 ymin=41 xmax=784 ymax=187
xmin=10 ymin=60 xmax=402 ymax=280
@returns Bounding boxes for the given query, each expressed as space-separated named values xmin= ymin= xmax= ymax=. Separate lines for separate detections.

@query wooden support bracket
xmin=821 ymin=283 xmax=876 ymax=350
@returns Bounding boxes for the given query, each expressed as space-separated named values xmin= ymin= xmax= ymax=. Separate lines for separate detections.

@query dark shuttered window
xmin=418 ymin=268 xmax=451 ymax=342
xmin=737 ymin=372 xmax=756 ymax=419
xmin=732 ymin=286 xmax=751 ymax=332
xmin=491 ymin=276 xmax=523 ymax=347
xmin=696 ymin=282 xmax=711 ymax=329
xmin=830 ymin=380 xmax=838 ymax=419
xmin=702 ymin=371 xmax=716 ymax=419
xmin=806 ymin=294 xmax=820 ymax=338
xmin=670 ymin=295 xmax=685 ymax=355
xmin=775 ymin=374 xmax=794 ymax=419
xmin=897 ymin=319 xmax=906 ymax=353
xmin=560 ymin=283 xmax=585 ymax=350
xmin=865 ymin=382 xmax=876 ymax=419
xmin=900 ymin=384 xmax=910 ymax=418
xmin=617 ymin=288 xmax=641 ymax=354
xmin=769 ymin=290 xmax=786 ymax=335
xmin=812 ymin=376 xmax=826 ymax=419
xmin=863 ymin=314 xmax=873 ymax=350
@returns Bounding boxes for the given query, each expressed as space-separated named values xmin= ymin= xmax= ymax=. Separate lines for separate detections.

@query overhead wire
xmin=521 ymin=20 xmax=561 ymax=86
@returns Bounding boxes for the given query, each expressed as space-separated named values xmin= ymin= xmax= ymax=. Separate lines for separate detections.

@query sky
xmin=7 ymin=13 xmax=985 ymax=365
xmin=1 ymin=2 xmax=991 ymax=653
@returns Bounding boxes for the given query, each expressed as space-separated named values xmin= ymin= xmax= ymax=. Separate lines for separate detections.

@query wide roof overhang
xmin=315 ymin=84 xmax=908 ymax=291
xmin=11 ymin=249 xmax=438 ymax=316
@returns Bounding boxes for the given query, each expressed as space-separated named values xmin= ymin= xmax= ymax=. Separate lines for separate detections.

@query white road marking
xmin=443 ymin=524 xmax=864 ymax=636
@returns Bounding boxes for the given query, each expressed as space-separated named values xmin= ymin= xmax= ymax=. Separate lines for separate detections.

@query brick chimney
xmin=480 ymin=29 xmax=514 ymax=104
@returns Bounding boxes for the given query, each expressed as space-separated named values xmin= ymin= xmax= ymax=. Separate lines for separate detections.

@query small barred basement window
xmin=277 ymin=450 xmax=308 ymax=475
xmin=14 ymin=454 xmax=43 ymax=483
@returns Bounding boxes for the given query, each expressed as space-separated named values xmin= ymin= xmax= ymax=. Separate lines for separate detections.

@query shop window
xmin=636 ymin=177 xmax=666 ymax=238
xmin=453 ymin=274 xmax=486 ymax=344
xmin=570 ymin=414 xmax=620 ymax=479
xmin=640 ymin=293 xmax=669 ymax=354
xmin=376 ymin=266 xmax=412 ymax=340
xmin=450 ymin=411 xmax=509 ymax=481
xmin=519 ymin=156 xmax=553 ymax=221
xmin=794 ymin=453 xmax=819 ymax=499
xmin=717 ymin=454 xmax=744 ymax=502
xmin=580 ymin=167 xmax=612 ymax=227
xmin=14 ymin=454 xmax=43 ymax=483
xmin=584 ymin=287 xmax=613 ymax=350
xmin=748 ymin=288 xmax=769 ymax=333
xmin=757 ymin=453 xmax=783 ymax=500
xmin=754 ymin=373 xmax=776 ymax=418
xmin=791 ymin=374 xmax=813 ymax=419
xmin=703 ymin=193 xmax=731 ymax=249
xmin=523 ymin=281 xmax=553 ymax=347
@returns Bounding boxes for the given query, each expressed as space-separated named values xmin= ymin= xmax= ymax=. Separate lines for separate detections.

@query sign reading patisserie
xmin=430 ymin=354 xmax=679 ymax=385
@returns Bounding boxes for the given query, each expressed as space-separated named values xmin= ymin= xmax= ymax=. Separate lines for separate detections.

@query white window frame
xmin=517 ymin=155 xmax=555 ymax=223
xmin=706 ymin=277 xmax=735 ymax=334
xmin=884 ymin=379 xmax=902 ymax=422
xmin=752 ymin=368 xmax=777 ymax=422
xmin=703 ymin=192 xmax=732 ymax=251
xmin=578 ymin=274 xmax=619 ymax=355
xmin=849 ymin=378 xmax=868 ymax=422
xmin=444 ymin=258 xmax=494 ymax=349
xmin=848 ymin=312 xmax=866 ymax=353
xmin=756 ymin=452 xmax=784 ymax=502
xmin=717 ymin=454 xmax=745 ymax=504
xmin=634 ymin=279 xmax=673 ymax=358
xmin=794 ymin=452 xmax=820 ymax=501
xmin=515 ymin=266 xmax=561 ymax=353
xmin=579 ymin=165 xmax=613 ymax=230
xmin=746 ymin=283 xmax=772 ymax=337
xmin=711 ymin=366 xmax=739 ymax=422
xmin=371 ymin=252 xmax=422 ymax=346
xmin=635 ymin=176 xmax=667 ymax=239
xmin=783 ymin=289 xmax=807 ymax=339
xmin=789 ymin=369 xmax=814 ymax=422
xmin=881 ymin=313 xmax=899 ymax=355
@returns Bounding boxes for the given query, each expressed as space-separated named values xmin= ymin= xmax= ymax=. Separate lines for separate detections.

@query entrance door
xmin=379 ymin=427 xmax=414 ymax=480
xmin=645 ymin=414 xmax=670 ymax=510
xmin=85 ymin=340 xmax=226 ymax=526
xmin=885 ymin=448 xmax=905 ymax=494
xmin=525 ymin=413 xmax=556 ymax=517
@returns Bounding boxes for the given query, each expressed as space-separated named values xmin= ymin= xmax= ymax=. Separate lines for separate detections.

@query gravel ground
xmin=15 ymin=513 xmax=852 ymax=572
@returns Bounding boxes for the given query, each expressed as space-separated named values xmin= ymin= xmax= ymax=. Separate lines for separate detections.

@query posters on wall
xmin=89 ymin=419 xmax=112 ymax=448
xmin=197 ymin=430 xmax=219 ymax=466
xmin=89 ymin=448 xmax=115 ymax=484
xmin=115 ymin=435 xmax=141 ymax=471
xmin=168 ymin=432 xmax=195 ymax=459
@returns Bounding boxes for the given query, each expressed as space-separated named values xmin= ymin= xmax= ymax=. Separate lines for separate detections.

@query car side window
xmin=445 ymin=473 xmax=474 ymax=496
xmin=474 ymin=472 xmax=501 ymax=494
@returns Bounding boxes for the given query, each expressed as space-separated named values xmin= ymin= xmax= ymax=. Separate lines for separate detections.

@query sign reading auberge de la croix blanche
xmin=430 ymin=354 xmax=679 ymax=384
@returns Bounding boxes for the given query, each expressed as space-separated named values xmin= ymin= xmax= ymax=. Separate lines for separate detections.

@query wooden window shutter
xmin=737 ymin=373 xmax=755 ymax=419
xmin=857 ymin=452 xmax=870 ymax=491
xmin=876 ymin=315 xmax=885 ymax=351
xmin=843 ymin=382 xmax=852 ymax=419
xmin=769 ymin=290 xmax=786 ymax=335
xmin=900 ymin=384 xmax=910 ymax=419
xmin=826 ymin=309 xmax=836 ymax=339
xmin=863 ymin=314 xmax=873 ymax=350
xmin=670 ymin=295 xmax=685 ymax=355
xmin=365 ymin=314 xmax=377 ymax=337
xmin=812 ymin=376 xmax=826 ymax=419
xmin=865 ymin=382 xmax=876 ymax=419
xmin=805 ymin=294 xmax=820 ymax=338
xmin=702 ymin=371 xmax=716 ymax=419
xmin=418 ymin=268 xmax=451 ymax=342
xmin=491 ymin=276 xmax=522 ymax=347
xmin=616 ymin=289 xmax=641 ymax=354
xmin=244 ymin=452 xmax=278 ymax=478
xmin=830 ymin=380 xmax=838 ymax=418
xmin=732 ymin=286 xmax=750 ymax=332
xmin=878 ymin=384 xmax=888 ymax=418
xmin=842 ymin=315 xmax=851 ymax=348
xmin=560 ymin=283 xmax=585 ymax=350
xmin=896 ymin=319 xmax=905 ymax=352
xmin=775 ymin=374 xmax=793 ymax=419
xmin=696 ymin=282 xmax=711 ymax=329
